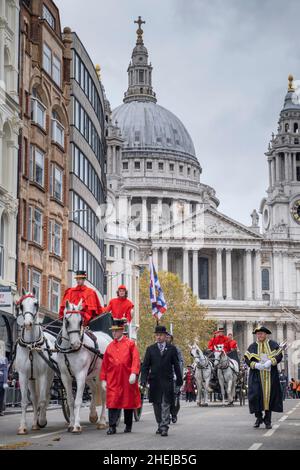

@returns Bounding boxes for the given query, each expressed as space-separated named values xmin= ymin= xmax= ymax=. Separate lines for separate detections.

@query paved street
xmin=1 ymin=399 xmax=300 ymax=450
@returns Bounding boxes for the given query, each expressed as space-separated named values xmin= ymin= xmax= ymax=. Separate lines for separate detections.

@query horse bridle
xmin=192 ymin=349 xmax=210 ymax=369
xmin=56 ymin=311 xmax=84 ymax=353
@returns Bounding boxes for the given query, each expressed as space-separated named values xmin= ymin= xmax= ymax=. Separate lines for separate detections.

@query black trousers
xmin=0 ymin=386 xmax=5 ymax=413
xmin=255 ymin=410 xmax=272 ymax=424
xmin=108 ymin=409 xmax=133 ymax=429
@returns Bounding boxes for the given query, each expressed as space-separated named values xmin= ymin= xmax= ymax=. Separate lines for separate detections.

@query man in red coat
xmin=104 ymin=285 xmax=134 ymax=324
xmin=59 ymin=271 xmax=103 ymax=326
xmin=100 ymin=319 xmax=141 ymax=435
xmin=208 ymin=328 xmax=230 ymax=353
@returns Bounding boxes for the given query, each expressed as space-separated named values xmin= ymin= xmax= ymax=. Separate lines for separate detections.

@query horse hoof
xmin=204 ymin=403 xmax=209 ymax=407
xmin=38 ymin=420 xmax=47 ymax=429
xmin=17 ymin=428 xmax=28 ymax=435
xmin=97 ymin=423 xmax=107 ymax=430
xmin=72 ymin=426 xmax=82 ymax=434
xmin=89 ymin=414 xmax=98 ymax=424
xmin=67 ymin=426 xmax=73 ymax=433
xmin=32 ymin=425 xmax=39 ymax=431
xmin=197 ymin=403 xmax=201 ymax=407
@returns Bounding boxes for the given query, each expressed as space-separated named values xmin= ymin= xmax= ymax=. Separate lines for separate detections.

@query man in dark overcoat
xmin=141 ymin=325 xmax=183 ymax=437
xmin=244 ymin=325 xmax=284 ymax=430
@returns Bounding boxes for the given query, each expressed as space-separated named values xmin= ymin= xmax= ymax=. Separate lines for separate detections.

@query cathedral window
xmin=170 ymin=163 xmax=174 ymax=172
xmin=179 ymin=165 xmax=184 ymax=174
xmin=123 ymin=162 xmax=129 ymax=170
xmin=134 ymin=161 xmax=140 ymax=170
xmin=158 ymin=163 xmax=164 ymax=171
xmin=139 ymin=70 xmax=145 ymax=83
xmin=147 ymin=162 xmax=152 ymax=170
xmin=294 ymin=123 xmax=299 ymax=133
xmin=285 ymin=123 xmax=289 ymax=133
xmin=262 ymin=269 xmax=270 ymax=291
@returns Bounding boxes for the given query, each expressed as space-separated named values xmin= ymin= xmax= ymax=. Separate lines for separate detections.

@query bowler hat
xmin=155 ymin=325 xmax=167 ymax=334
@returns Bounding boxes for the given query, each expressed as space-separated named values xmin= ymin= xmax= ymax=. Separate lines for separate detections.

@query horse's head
xmin=16 ymin=288 xmax=39 ymax=331
xmin=63 ymin=300 xmax=84 ymax=350
xmin=213 ymin=345 xmax=225 ymax=366
xmin=189 ymin=342 xmax=205 ymax=363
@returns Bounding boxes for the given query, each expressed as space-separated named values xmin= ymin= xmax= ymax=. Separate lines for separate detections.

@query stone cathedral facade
xmin=106 ymin=19 xmax=300 ymax=378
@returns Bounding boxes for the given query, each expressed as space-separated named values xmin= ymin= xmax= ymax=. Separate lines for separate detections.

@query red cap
xmin=118 ymin=285 xmax=127 ymax=290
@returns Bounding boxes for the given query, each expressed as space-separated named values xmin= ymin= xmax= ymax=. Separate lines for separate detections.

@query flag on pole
xmin=149 ymin=256 xmax=167 ymax=320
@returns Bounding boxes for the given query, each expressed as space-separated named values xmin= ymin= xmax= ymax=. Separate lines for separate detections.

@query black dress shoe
xmin=265 ymin=423 xmax=272 ymax=430
xmin=172 ymin=416 xmax=177 ymax=424
xmin=161 ymin=430 xmax=168 ymax=437
xmin=156 ymin=428 xmax=162 ymax=435
xmin=254 ymin=418 xmax=264 ymax=428
xmin=124 ymin=427 xmax=132 ymax=433
xmin=107 ymin=427 xmax=116 ymax=435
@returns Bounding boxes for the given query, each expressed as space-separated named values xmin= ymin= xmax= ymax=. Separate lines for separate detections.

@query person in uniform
xmin=226 ymin=332 xmax=240 ymax=365
xmin=244 ymin=325 xmax=283 ymax=429
xmin=208 ymin=328 xmax=230 ymax=354
xmin=100 ymin=319 xmax=141 ymax=435
xmin=166 ymin=332 xmax=184 ymax=424
xmin=141 ymin=325 xmax=183 ymax=437
xmin=104 ymin=285 xmax=134 ymax=325
xmin=59 ymin=271 xmax=103 ymax=326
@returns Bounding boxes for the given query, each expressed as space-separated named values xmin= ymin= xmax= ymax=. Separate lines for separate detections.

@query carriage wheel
xmin=59 ymin=382 xmax=70 ymax=424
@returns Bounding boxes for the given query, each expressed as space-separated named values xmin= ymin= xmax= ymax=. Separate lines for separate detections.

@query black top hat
xmin=253 ymin=325 xmax=272 ymax=335
xmin=110 ymin=318 xmax=126 ymax=331
xmin=155 ymin=325 xmax=167 ymax=334
xmin=75 ymin=270 xmax=87 ymax=279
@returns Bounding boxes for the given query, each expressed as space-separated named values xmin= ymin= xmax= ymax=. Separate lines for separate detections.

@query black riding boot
xmin=264 ymin=411 xmax=272 ymax=429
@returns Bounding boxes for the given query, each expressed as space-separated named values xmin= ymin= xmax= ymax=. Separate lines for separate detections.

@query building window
xmin=123 ymin=162 xmax=129 ymax=170
xmin=179 ymin=165 xmax=184 ymax=173
xmin=158 ymin=163 xmax=164 ymax=171
xmin=147 ymin=162 xmax=152 ymax=170
xmin=134 ymin=161 xmax=140 ymax=170
xmin=48 ymin=278 xmax=60 ymax=313
xmin=28 ymin=207 xmax=43 ymax=246
xmin=49 ymin=221 xmax=62 ymax=257
xmin=52 ymin=55 xmax=61 ymax=87
xmin=50 ymin=164 xmax=63 ymax=202
xmin=262 ymin=269 xmax=270 ymax=291
xmin=42 ymin=5 xmax=55 ymax=29
xmin=170 ymin=163 xmax=174 ymax=172
xmin=52 ymin=113 xmax=65 ymax=147
xmin=0 ymin=214 xmax=5 ymax=279
xmin=121 ymin=246 xmax=125 ymax=259
xmin=43 ymin=43 xmax=52 ymax=75
xmin=109 ymin=245 xmax=115 ymax=257
xmin=31 ymin=90 xmax=46 ymax=129
xmin=139 ymin=70 xmax=145 ymax=83
xmin=30 ymin=146 xmax=45 ymax=187
xmin=31 ymin=269 xmax=41 ymax=302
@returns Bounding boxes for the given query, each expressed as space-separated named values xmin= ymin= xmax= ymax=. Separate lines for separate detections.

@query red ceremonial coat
xmin=100 ymin=336 xmax=141 ymax=410
xmin=104 ymin=297 xmax=134 ymax=323
xmin=183 ymin=370 xmax=196 ymax=393
xmin=227 ymin=339 xmax=238 ymax=351
xmin=208 ymin=335 xmax=230 ymax=353
xmin=59 ymin=285 xmax=103 ymax=326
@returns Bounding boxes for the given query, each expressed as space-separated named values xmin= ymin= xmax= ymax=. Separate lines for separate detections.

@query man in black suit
xmin=141 ymin=325 xmax=183 ymax=437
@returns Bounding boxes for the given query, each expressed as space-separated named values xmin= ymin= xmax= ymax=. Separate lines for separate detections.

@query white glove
xmin=3 ymin=384 xmax=8 ymax=390
xmin=263 ymin=360 xmax=272 ymax=369
xmin=255 ymin=363 xmax=265 ymax=371
xmin=101 ymin=380 xmax=107 ymax=391
xmin=129 ymin=373 xmax=136 ymax=385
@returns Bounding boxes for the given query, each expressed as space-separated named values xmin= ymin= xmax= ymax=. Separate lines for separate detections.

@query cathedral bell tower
xmin=260 ymin=75 xmax=300 ymax=240
xmin=123 ymin=16 xmax=157 ymax=104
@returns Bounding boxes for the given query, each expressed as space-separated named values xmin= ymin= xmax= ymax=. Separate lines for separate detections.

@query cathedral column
xmin=172 ymin=199 xmax=180 ymax=238
xmin=225 ymin=248 xmax=233 ymax=301
xmin=216 ymin=248 xmax=223 ymax=300
xmin=296 ymin=262 xmax=300 ymax=306
xmin=246 ymin=321 xmax=254 ymax=348
xmin=112 ymin=147 xmax=117 ymax=174
xmin=282 ymin=251 xmax=290 ymax=302
xmin=226 ymin=320 xmax=234 ymax=335
xmin=183 ymin=248 xmax=189 ymax=286
xmin=254 ymin=249 xmax=262 ymax=301
xmin=141 ymin=197 xmax=148 ymax=235
xmin=271 ymin=158 xmax=276 ymax=187
xmin=275 ymin=155 xmax=280 ymax=182
xmin=276 ymin=321 xmax=284 ymax=346
xmin=152 ymin=248 xmax=159 ymax=271
xmin=192 ymin=249 xmax=199 ymax=298
xmin=293 ymin=153 xmax=297 ymax=182
xmin=273 ymin=251 xmax=281 ymax=302
xmin=285 ymin=152 xmax=290 ymax=182
xmin=268 ymin=159 xmax=272 ymax=188
xmin=162 ymin=247 xmax=168 ymax=272
xmin=245 ymin=249 xmax=253 ymax=301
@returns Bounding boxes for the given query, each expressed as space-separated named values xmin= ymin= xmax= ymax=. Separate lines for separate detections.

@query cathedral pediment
xmin=204 ymin=209 xmax=263 ymax=239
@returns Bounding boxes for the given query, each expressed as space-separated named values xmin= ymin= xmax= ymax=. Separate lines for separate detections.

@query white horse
xmin=14 ymin=289 xmax=57 ymax=435
xmin=55 ymin=300 xmax=112 ymax=434
xmin=190 ymin=343 xmax=213 ymax=407
xmin=213 ymin=346 xmax=239 ymax=406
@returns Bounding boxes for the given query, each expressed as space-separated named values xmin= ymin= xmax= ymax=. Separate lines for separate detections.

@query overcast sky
xmin=56 ymin=0 xmax=300 ymax=226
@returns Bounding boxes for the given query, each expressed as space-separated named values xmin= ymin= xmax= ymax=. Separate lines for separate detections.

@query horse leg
xmin=72 ymin=372 xmax=86 ymax=433
xmin=28 ymin=379 xmax=39 ymax=431
xmin=204 ymin=377 xmax=210 ymax=406
xmin=18 ymin=372 xmax=29 ymax=435
xmin=97 ymin=381 xmax=107 ymax=429
xmin=61 ymin=372 xmax=75 ymax=431
xmin=218 ymin=372 xmax=225 ymax=406
xmin=226 ymin=376 xmax=234 ymax=406
xmin=86 ymin=377 xmax=98 ymax=424
xmin=37 ymin=371 xmax=52 ymax=428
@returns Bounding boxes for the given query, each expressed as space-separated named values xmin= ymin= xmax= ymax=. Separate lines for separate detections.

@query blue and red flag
xmin=149 ymin=256 xmax=167 ymax=320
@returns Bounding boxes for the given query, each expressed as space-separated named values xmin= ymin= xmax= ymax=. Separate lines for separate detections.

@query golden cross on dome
xmin=134 ymin=16 xmax=146 ymax=44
